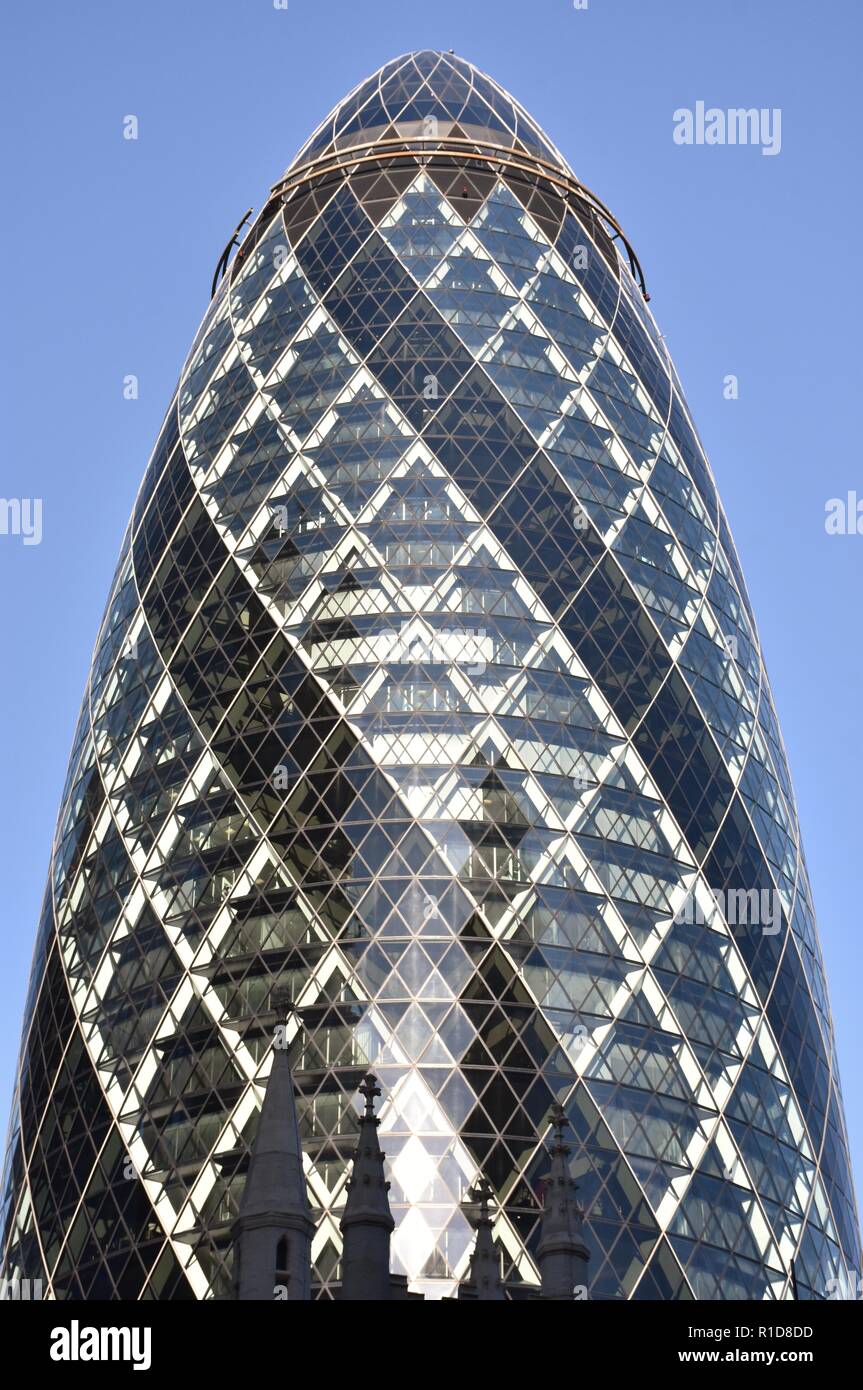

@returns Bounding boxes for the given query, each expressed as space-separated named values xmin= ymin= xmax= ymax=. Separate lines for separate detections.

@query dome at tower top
xmin=284 ymin=50 xmax=571 ymax=181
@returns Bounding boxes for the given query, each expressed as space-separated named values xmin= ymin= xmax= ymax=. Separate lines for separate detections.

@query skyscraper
xmin=1 ymin=50 xmax=858 ymax=1301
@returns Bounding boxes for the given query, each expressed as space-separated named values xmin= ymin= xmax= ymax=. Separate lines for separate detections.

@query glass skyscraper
xmin=1 ymin=51 xmax=858 ymax=1301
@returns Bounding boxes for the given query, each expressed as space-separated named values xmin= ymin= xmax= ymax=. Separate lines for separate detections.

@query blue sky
xmin=1 ymin=0 xmax=861 ymax=1204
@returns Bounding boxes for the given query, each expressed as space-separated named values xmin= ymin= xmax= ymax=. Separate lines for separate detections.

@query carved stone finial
xmin=339 ymin=1073 xmax=395 ymax=1300
xmin=537 ymin=1104 xmax=589 ymax=1301
xmin=359 ymin=1072 xmax=381 ymax=1122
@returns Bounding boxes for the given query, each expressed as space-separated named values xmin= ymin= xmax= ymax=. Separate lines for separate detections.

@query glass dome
xmin=286 ymin=50 xmax=572 ymax=178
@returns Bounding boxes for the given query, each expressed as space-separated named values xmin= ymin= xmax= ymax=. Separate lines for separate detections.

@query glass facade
xmin=1 ymin=51 xmax=858 ymax=1301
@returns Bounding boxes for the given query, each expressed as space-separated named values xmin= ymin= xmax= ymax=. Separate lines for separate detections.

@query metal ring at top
xmin=270 ymin=135 xmax=649 ymax=300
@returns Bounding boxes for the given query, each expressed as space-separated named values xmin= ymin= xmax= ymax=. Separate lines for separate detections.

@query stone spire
xmin=339 ymin=1073 xmax=395 ymax=1301
xmin=537 ymin=1104 xmax=589 ymax=1301
xmin=232 ymin=990 xmax=314 ymax=1300
xmin=460 ymin=1178 xmax=505 ymax=1300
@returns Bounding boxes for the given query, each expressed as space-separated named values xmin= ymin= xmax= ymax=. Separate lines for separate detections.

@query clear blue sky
xmin=2 ymin=0 xmax=861 ymax=1201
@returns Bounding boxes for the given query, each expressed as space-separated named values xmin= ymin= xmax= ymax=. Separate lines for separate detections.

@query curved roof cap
xmin=285 ymin=50 xmax=572 ymax=180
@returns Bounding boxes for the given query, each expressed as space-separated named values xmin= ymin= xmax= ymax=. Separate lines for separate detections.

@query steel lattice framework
xmin=1 ymin=51 xmax=859 ymax=1301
